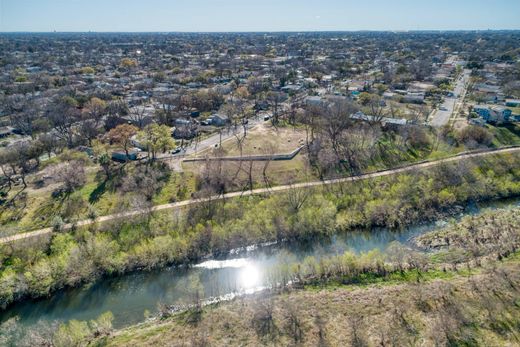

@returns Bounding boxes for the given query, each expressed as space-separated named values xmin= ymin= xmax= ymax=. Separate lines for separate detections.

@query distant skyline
xmin=1 ymin=0 xmax=520 ymax=32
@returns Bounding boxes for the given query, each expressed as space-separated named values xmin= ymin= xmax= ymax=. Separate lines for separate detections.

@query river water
xmin=1 ymin=198 xmax=519 ymax=329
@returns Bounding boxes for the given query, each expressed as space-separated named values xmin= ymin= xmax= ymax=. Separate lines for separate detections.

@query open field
xmin=192 ymin=123 xmax=307 ymax=157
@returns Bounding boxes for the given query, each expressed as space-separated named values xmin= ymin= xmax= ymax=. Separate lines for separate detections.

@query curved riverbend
xmin=1 ymin=197 xmax=519 ymax=329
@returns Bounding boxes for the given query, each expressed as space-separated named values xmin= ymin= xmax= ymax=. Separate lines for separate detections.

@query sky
xmin=1 ymin=0 xmax=519 ymax=32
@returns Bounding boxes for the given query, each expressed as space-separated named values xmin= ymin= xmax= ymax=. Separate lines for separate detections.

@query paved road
xmin=1 ymin=146 xmax=518 ymax=245
xmin=160 ymin=117 xmax=265 ymax=161
xmin=430 ymin=69 xmax=471 ymax=127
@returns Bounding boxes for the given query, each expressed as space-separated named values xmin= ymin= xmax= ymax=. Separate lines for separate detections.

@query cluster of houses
xmin=468 ymin=62 xmax=520 ymax=125
xmin=1 ymin=32 xmax=519 ymax=154
xmin=472 ymin=100 xmax=520 ymax=124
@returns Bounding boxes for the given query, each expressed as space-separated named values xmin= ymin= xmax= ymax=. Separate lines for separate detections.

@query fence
xmin=183 ymin=146 xmax=304 ymax=163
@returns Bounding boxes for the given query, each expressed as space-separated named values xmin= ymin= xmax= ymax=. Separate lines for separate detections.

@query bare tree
xmin=7 ymin=95 xmax=42 ymax=138
xmin=47 ymin=96 xmax=81 ymax=148
xmin=266 ymin=91 xmax=285 ymax=126
xmin=128 ymin=105 xmax=149 ymax=129
xmin=49 ymin=161 xmax=87 ymax=195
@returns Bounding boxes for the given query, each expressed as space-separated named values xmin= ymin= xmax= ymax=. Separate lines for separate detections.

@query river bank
xmin=99 ymin=204 xmax=520 ymax=346
xmin=103 ymin=258 xmax=520 ymax=347
xmin=0 ymin=196 xmax=518 ymax=332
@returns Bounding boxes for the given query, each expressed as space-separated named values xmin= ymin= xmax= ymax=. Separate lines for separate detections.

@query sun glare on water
xmin=239 ymin=265 xmax=261 ymax=289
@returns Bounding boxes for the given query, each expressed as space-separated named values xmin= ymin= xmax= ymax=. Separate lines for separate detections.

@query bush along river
xmin=1 ymin=197 xmax=519 ymax=329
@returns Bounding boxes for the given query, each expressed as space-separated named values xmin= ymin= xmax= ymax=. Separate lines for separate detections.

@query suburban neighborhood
xmin=0 ymin=6 xmax=520 ymax=345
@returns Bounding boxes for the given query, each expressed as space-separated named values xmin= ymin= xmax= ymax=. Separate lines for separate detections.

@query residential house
xmin=473 ymin=105 xmax=512 ymax=123
xmin=305 ymin=96 xmax=323 ymax=106
xmin=207 ymin=114 xmax=230 ymax=126
xmin=474 ymin=83 xmax=504 ymax=103
xmin=402 ymin=92 xmax=425 ymax=104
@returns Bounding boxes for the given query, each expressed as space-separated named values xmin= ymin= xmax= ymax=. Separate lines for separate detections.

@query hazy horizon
xmin=1 ymin=0 xmax=519 ymax=33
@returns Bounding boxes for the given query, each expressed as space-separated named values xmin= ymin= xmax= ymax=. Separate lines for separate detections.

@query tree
xmin=105 ymin=124 xmax=138 ymax=159
xmin=319 ymin=98 xmax=361 ymax=175
xmin=47 ymin=96 xmax=81 ymax=148
xmin=7 ymin=95 xmax=42 ymax=138
xmin=89 ymin=311 xmax=114 ymax=337
xmin=105 ymin=100 xmax=129 ymax=131
xmin=137 ymin=124 xmax=175 ymax=161
xmin=456 ymin=126 xmax=493 ymax=149
xmin=360 ymin=94 xmax=387 ymax=127
xmin=128 ymin=105 xmax=148 ymax=129
xmin=83 ymin=97 xmax=107 ymax=121
xmin=80 ymin=97 xmax=107 ymax=145
xmin=121 ymin=164 xmax=169 ymax=201
xmin=266 ymin=91 xmax=285 ymax=126
xmin=49 ymin=161 xmax=86 ymax=194
xmin=223 ymin=91 xmax=252 ymax=138
xmin=53 ymin=320 xmax=90 ymax=347
xmin=91 ymin=140 xmax=116 ymax=180
xmin=0 ymin=140 xmax=41 ymax=190
xmin=119 ymin=58 xmax=138 ymax=71
xmin=36 ymin=133 xmax=64 ymax=159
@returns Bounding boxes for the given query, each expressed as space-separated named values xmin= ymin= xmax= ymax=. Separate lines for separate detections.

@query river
xmin=1 ymin=198 xmax=519 ymax=329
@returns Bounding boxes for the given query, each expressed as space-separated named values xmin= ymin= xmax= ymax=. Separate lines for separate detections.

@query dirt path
xmin=1 ymin=146 xmax=519 ymax=244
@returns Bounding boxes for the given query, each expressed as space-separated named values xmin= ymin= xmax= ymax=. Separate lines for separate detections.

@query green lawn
xmin=489 ymin=123 xmax=520 ymax=146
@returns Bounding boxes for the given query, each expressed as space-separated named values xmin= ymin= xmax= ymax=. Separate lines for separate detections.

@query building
xmin=112 ymin=150 xmax=139 ymax=162
xmin=207 ymin=114 xmax=230 ymax=126
xmin=473 ymin=83 xmax=504 ymax=103
xmin=305 ymin=96 xmax=323 ymax=106
xmin=402 ymin=92 xmax=425 ymax=104
xmin=280 ymin=84 xmax=301 ymax=93
xmin=473 ymin=105 xmax=512 ymax=123
xmin=505 ymin=99 xmax=520 ymax=107
xmin=350 ymin=111 xmax=407 ymax=126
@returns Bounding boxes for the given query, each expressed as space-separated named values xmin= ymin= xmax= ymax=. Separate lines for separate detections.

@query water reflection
xmin=239 ymin=265 xmax=261 ymax=289
xmin=195 ymin=258 xmax=249 ymax=269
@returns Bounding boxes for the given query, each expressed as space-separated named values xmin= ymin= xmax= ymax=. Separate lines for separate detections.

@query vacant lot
xmin=193 ymin=123 xmax=307 ymax=157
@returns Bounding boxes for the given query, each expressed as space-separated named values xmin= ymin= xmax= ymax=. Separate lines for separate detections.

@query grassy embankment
xmin=103 ymin=261 xmax=520 ymax=347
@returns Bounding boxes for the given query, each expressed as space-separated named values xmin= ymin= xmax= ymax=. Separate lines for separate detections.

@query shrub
xmin=456 ymin=126 xmax=493 ymax=148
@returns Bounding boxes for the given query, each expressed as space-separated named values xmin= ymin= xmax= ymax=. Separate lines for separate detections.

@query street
xmin=430 ymin=69 xmax=471 ymax=127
